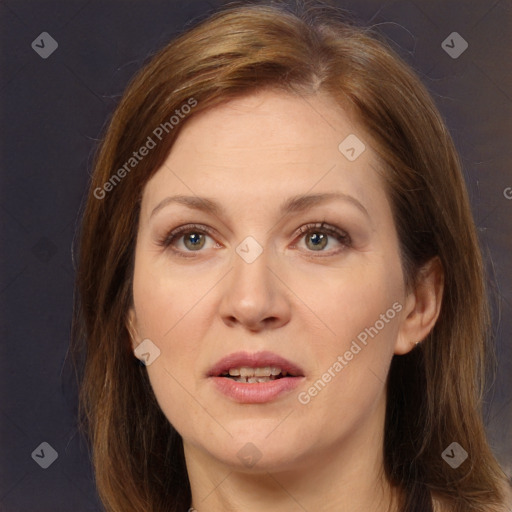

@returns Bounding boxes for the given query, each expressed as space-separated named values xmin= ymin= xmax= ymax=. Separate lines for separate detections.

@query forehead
xmin=167 ymin=89 xmax=361 ymax=160
xmin=141 ymin=89 xmax=385 ymax=221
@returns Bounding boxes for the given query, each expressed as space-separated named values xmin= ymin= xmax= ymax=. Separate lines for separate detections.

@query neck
xmin=184 ymin=398 xmax=400 ymax=512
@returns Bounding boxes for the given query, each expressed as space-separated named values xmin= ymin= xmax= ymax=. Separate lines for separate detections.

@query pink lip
xmin=208 ymin=351 xmax=305 ymax=404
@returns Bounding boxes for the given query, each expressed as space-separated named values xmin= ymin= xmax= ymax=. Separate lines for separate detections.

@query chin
xmin=215 ymin=447 xmax=306 ymax=473
xmin=200 ymin=428 xmax=311 ymax=472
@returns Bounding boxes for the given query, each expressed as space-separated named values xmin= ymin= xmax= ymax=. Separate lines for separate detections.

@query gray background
xmin=1 ymin=0 xmax=511 ymax=510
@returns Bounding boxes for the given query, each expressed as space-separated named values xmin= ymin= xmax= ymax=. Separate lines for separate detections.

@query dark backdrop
xmin=1 ymin=1 xmax=511 ymax=510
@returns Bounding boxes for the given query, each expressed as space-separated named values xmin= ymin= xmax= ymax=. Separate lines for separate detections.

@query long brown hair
xmin=71 ymin=1 xmax=511 ymax=511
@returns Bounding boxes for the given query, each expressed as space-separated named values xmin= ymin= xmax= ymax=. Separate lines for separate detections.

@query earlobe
xmin=394 ymin=256 xmax=444 ymax=355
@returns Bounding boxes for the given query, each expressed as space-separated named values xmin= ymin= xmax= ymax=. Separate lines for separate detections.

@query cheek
xmin=308 ymin=261 xmax=402 ymax=351
xmin=131 ymin=251 xmax=213 ymax=367
xmin=132 ymin=250 xmax=209 ymax=341
xmin=296 ymin=262 xmax=403 ymax=419
xmin=134 ymin=273 xmax=207 ymax=433
xmin=145 ymin=366 xmax=208 ymax=440
xmin=133 ymin=276 xmax=205 ymax=369
xmin=296 ymin=270 xmax=401 ymax=431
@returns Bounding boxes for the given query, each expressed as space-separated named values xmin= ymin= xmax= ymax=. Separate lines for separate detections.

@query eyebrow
xmin=149 ymin=192 xmax=369 ymax=220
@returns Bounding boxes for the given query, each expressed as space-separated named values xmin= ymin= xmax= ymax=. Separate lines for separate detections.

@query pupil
xmin=185 ymin=233 xmax=204 ymax=250
xmin=308 ymin=232 xmax=326 ymax=250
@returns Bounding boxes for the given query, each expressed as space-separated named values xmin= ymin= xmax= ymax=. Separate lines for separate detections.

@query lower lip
xmin=210 ymin=376 xmax=304 ymax=403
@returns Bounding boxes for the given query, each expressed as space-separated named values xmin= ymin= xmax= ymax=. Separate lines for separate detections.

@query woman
xmin=72 ymin=1 xmax=512 ymax=511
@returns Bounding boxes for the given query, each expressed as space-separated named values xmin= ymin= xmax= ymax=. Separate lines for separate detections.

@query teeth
xmin=218 ymin=366 xmax=298 ymax=382
xmin=227 ymin=366 xmax=283 ymax=378
xmin=255 ymin=367 xmax=271 ymax=377
xmin=240 ymin=367 xmax=254 ymax=377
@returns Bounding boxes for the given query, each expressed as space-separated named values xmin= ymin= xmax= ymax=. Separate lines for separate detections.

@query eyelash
xmin=158 ymin=222 xmax=352 ymax=258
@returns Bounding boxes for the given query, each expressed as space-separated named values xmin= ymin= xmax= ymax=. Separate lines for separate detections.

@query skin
xmin=127 ymin=89 xmax=443 ymax=511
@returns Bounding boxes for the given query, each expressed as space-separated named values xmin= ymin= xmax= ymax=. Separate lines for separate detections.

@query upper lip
xmin=208 ymin=351 xmax=305 ymax=377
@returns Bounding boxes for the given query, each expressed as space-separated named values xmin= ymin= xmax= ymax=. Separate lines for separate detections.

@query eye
xmin=293 ymin=222 xmax=351 ymax=254
xmin=158 ymin=221 xmax=351 ymax=258
xmin=158 ymin=224 xmax=218 ymax=257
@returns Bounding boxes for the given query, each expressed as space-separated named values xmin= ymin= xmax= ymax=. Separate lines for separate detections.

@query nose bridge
xmin=231 ymin=234 xmax=273 ymax=299
xmin=218 ymin=233 xmax=290 ymax=329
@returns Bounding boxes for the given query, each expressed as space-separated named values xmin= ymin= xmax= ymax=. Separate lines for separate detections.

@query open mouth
xmin=220 ymin=366 xmax=298 ymax=383
xmin=208 ymin=352 xmax=305 ymax=402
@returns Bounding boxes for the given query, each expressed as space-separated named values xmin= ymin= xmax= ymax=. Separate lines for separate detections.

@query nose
xmin=218 ymin=242 xmax=292 ymax=332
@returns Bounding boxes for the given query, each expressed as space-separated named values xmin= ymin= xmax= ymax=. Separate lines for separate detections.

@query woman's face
xmin=129 ymin=89 xmax=412 ymax=472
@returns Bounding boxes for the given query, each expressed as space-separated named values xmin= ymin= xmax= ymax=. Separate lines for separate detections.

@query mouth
xmin=208 ymin=351 xmax=305 ymax=403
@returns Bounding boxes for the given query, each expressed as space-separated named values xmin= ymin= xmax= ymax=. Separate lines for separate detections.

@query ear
xmin=126 ymin=308 xmax=139 ymax=352
xmin=394 ymin=256 xmax=444 ymax=355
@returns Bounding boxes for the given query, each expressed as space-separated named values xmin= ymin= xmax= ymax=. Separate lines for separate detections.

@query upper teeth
xmin=223 ymin=366 xmax=285 ymax=377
